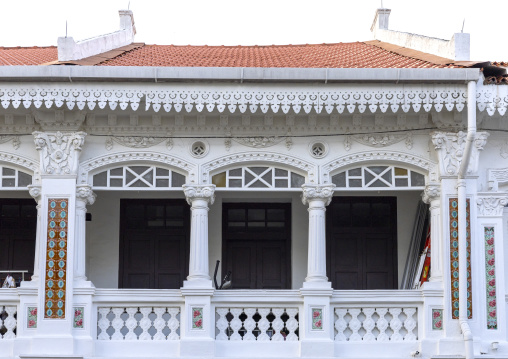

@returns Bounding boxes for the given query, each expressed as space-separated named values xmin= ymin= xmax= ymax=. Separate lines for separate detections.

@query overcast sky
xmin=0 ymin=0 xmax=506 ymax=61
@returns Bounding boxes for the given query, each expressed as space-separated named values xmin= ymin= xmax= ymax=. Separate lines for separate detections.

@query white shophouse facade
xmin=0 ymin=11 xmax=508 ymax=359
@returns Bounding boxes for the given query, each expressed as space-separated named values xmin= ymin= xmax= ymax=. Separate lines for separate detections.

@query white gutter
xmin=456 ymin=80 xmax=476 ymax=359
xmin=0 ymin=66 xmax=480 ymax=83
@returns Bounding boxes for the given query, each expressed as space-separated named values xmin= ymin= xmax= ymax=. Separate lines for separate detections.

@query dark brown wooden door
xmin=119 ymin=199 xmax=190 ymax=289
xmin=327 ymin=197 xmax=397 ymax=290
xmin=222 ymin=203 xmax=291 ymax=289
xmin=0 ymin=199 xmax=37 ymax=283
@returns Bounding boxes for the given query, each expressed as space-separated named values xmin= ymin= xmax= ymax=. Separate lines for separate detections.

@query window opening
xmin=212 ymin=166 xmax=305 ymax=189
xmin=92 ymin=166 xmax=185 ymax=189
xmin=332 ymin=166 xmax=425 ymax=189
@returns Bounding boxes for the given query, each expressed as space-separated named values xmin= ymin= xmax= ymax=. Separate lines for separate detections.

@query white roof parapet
xmin=58 ymin=10 xmax=135 ymax=61
xmin=370 ymin=8 xmax=470 ymax=61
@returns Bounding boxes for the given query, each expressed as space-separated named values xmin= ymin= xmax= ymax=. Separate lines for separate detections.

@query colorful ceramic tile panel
xmin=192 ymin=307 xmax=203 ymax=329
xmin=311 ymin=308 xmax=323 ymax=330
xmin=27 ymin=307 xmax=37 ymax=329
xmin=74 ymin=307 xmax=84 ymax=329
xmin=484 ymin=227 xmax=497 ymax=329
xmin=449 ymin=198 xmax=472 ymax=320
xmin=432 ymin=309 xmax=443 ymax=330
xmin=44 ymin=198 xmax=68 ymax=319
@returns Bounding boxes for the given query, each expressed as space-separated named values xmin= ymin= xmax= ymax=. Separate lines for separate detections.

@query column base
xmin=183 ymin=278 xmax=214 ymax=289
xmin=73 ymin=279 xmax=95 ymax=289
xmin=302 ymin=280 xmax=332 ymax=289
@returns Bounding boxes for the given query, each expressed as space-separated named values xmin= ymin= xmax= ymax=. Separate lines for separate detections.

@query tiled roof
xmin=0 ymin=42 xmax=457 ymax=69
xmin=97 ymin=42 xmax=453 ymax=68
xmin=0 ymin=46 xmax=57 ymax=66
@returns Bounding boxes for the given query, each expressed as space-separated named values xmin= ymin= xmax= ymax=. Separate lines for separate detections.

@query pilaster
xmin=422 ymin=183 xmax=443 ymax=284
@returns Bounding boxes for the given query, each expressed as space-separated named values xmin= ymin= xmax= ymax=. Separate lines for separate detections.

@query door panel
xmin=223 ymin=203 xmax=291 ymax=289
xmin=327 ymin=197 xmax=397 ymax=290
xmin=120 ymin=199 xmax=189 ymax=289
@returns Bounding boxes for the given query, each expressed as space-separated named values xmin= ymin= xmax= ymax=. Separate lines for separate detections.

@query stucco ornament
xmin=431 ymin=131 xmax=489 ymax=176
xmin=233 ymin=136 xmax=284 ymax=148
xmin=477 ymin=196 xmax=508 ymax=216
xmin=350 ymin=133 xmax=413 ymax=149
xmin=76 ymin=184 xmax=96 ymax=205
xmin=33 ymin=131 xmax=86 ymax=175
xmin=182 ymin=184 xmax=216 ymax=205
xmin=105 ymin=136 xmax=171 ymax=150
xmin=301 ymin=184 xmax=335 ymax=206
xmin=422 ymin=183 xmax=441 ymax=204
xmin=0 ymin=136 xmax=20 ymax=150
xmin=27 ymin=184 xmax=42 ymax=202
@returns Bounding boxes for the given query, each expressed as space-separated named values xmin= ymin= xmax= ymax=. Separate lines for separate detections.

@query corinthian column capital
xmin=422 ymin=183 xmax=441 ymax=204
xmin=301 ymin=184 xmax=335 ymax=206
xmin=76 ymin=184 xmax=96 ymax=206
xmin=182 ymin=184 xmax=216 ymax=206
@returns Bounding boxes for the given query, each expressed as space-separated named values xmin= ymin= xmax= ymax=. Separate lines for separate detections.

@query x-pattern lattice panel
xmin=92 ymin=165 xmax=185 ymax=190
xmin=332 ymin=165 xmax=425 ymax=190
xmin=212 ymin=166 xmax=305 ymax=189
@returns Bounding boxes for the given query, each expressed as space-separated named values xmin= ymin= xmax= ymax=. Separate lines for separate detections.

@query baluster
xmin=242 ymin=308 xmax=256 ymax=341
xmin=111 ymin=308 xmax=125 ymax=340
xmin=97 ymin=308 xmax=111 ymax=340
xmin=375 ymin=308 xmax=389 ymax=342
xmin=362 ymin=308 xmax=376 ymax=342
xmin=138 ymin=307 xmax=153 ymax=340
xmin=403 ymin=308 xmax=417 ymax=341
xmin=348 ymin=309 xmax=362 ymax=341
xmin=3 ymin=307 xmax=16 ymax=339
xmin=388 ymin=308 xmax=403 ymax=341
xmin=153 ymin=307 xmax=166 ymax=340
xmin=334 ymin=308 xmax=348 ymax=341
xmin=257 ymin=308 xmax=271 ymax=341
xmin=216 ymin=308 xmax=229 ymax=340
xmin=124 ymin=307 xmax=138 ymax=340
xmin=285 ymin=308 xmax=299 ymax=341
xmin=271 ymin=308 xmax=285 ymax=341
xmin=167 ymin=308 xmax=180 ymax=340
xmin=229 ymin=308 xmax=243 ymax=341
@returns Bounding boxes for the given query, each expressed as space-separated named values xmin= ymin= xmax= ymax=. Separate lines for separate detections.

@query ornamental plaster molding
xmin=201 ymin=151 xmax=316 ymax=185
xmin=232 ymin=136 xmax=285 ymax=148
xmin=431 ymin=131 xmax=489 ymax=177
xmin=78 ymin=151 xmax=196 ymax=185
xmin=0 ymin=152 xmax=39 ymax=173
xmin=28 ymin=184 xmax=42 ymax=202
xmin=33 ymin=131 xmax=86 ymax=175
xmin=422 ymin=183 xmax=441 ymax=204
xmin=76 ymin=184 xmax=96 ymax=205
xmin=301 ymin=184 xmax=335 ymax=206
xmin=488 ymin=168 xmax=508 ymax=191
xmin=105 ymin=135 xmax=173 ymax=151
xmin=0 ymin=136 xmax=20 ymax=150
xmin=344 ymin=133 xmax=413 ymax=151
xmin=476 ymin=196 xmax=508 ymax=217
xmin=0 ymin=83 xmax=479 ymax=115
xmin=182 ymin=184 xmax=216 ymax=206
xmin=321 ymin=150 xmax=434 ymax=184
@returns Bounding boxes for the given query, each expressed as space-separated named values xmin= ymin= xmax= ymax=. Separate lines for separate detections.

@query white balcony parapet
xmin=97 ymin=306 xmax=180 ymax=340
xmin=334 ymin=307 xmax=418 ymax=342
xmin=0 ymin=306 xmax=17 ymax=339
xmin=216 ymin=307 xmax=299 ymax=341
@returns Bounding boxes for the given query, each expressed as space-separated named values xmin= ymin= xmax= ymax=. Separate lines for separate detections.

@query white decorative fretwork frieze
xmin=476 ymin=82 xmax=508 ymax=116
xmin=33 ymin=131 xmax=86 ymax=175
xmin=344 ymin=133 xmax=413 ymax=151
xmin=477 ymin=196 xmax=508 ymax=217
xmin=431 ymin=131 xmax=489 ymax=177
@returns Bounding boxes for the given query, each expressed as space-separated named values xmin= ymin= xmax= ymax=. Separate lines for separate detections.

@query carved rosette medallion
xmin=301 ymin=184 xmax=335 ymax=206
xmin=28 ymin=184 xmax=42 ymax=202
xmin=477 ymin=196 xmax=508 ymax=217
xmin=33 ymin=131 xmax=86 ymax=175
xmin=182 ymin=185 xmax=216 ymax=205
xmin=431 ymin=131 xmax=489 ymax=176
xmin=76 ymin=184 xmax=96 ymax=205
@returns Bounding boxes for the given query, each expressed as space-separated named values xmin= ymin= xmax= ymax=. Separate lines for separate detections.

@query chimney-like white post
xmin=119 ymin=9 xmax=136 ymax=35
xmin=370 ymin=8 xmax=391 ymax=33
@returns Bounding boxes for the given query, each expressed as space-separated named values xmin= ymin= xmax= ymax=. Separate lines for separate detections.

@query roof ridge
xmin=142 ymin=42 xmax=362 ymax=48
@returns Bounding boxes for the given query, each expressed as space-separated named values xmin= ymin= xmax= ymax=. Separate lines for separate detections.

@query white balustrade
xmin=334 ymin=307 xmax=418 ymax=342
xmin=97 ymin=307 xmax=180 ymax=340
xmin=216 ymin=307 xmax=299 ymax=341
xmin=0 ymin=306 xmax=17 ymax=339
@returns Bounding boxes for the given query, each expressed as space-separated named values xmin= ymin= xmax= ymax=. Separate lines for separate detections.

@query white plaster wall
xmin=86 ymin=189 xmax=421 ymax=289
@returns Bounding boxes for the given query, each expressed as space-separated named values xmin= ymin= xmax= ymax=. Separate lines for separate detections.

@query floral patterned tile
xmin=192 ymin=307 xmax=203 ymax=330
xmin=485 ymin=227 xmax=497 ymax=329
xmin=27 ymin=307 xmax=37 ymax=329
xmin=432 ymin=309 xmax=443 ymax=330
xmin=74 ymin=307 xmax=84 ymax=329
xmin=311 ymin=308 xmax=323 ymax=330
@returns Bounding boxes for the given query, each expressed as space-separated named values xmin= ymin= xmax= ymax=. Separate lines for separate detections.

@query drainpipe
xmin=456 ymin=80 xmax=476 ymax=359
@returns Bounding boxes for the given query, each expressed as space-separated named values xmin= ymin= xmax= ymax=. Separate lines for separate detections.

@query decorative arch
xmin=0 ymin=152 xmax=39 ymax=187
xmin=321 ymin=150 xmax=436 ymax=185
xmin=201 ymin=151 xmax=317 ymax=185
xmin=78 ymin=151 xmax=197 ymax=187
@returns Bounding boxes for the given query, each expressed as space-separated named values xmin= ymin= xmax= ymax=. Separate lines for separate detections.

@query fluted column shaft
xmin=423 ymin=183 xmax=442 ymax=282
xmin=28 ymin=185 xmax=42 ymax=282
xmin=183 ymin=185 xmax=215 ymax=284
xmin=302 ymin=184 xmax=335 ymax=286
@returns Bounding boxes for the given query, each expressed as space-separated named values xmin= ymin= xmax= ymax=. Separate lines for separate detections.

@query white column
xmin=28 ymin=184 xmax=42 ymax=283
xmin=74 ymin=184 xmax=96 ymax=283
xmin=301 ymin=184 xmax=335 ymax=288
xmin=423 ymin=183 xmax=443 ymax=283
xmin=182 ymin=184 xmax=215 ymax=288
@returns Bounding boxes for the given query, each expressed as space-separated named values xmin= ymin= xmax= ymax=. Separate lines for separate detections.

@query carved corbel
xmin=28 ymin=184 xmax=42 ymax=203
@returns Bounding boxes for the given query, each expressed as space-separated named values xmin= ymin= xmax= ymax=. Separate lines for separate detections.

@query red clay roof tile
xmin=0 ymin=46 xmax=58 ymax=66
